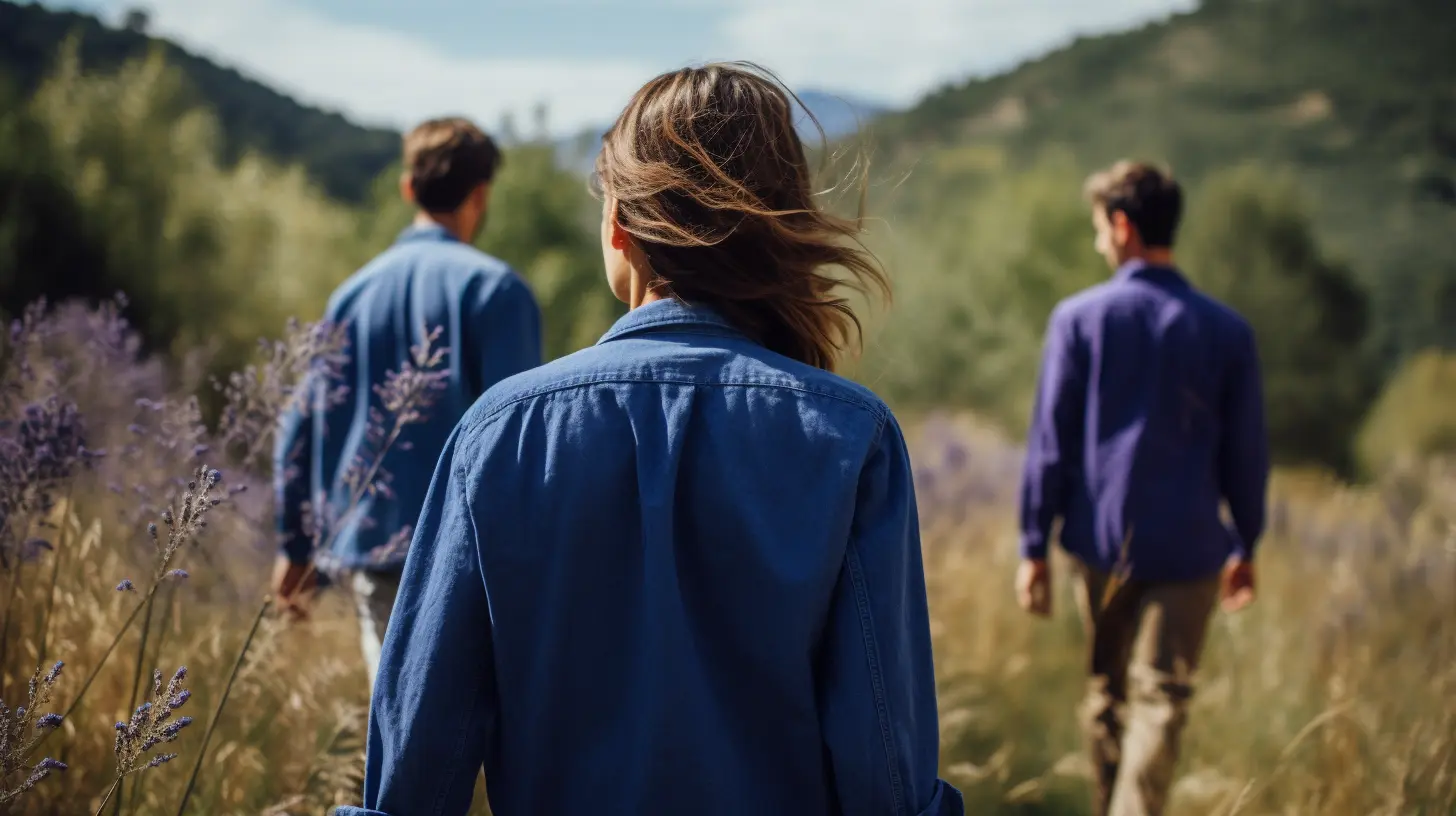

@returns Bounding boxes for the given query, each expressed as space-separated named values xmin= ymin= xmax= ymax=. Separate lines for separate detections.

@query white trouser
xmin=351 ymin=570 xmax=402 ymax=690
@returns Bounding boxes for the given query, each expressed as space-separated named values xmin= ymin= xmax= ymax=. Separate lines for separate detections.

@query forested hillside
xmin=4 ymin=0 xmax=1455 ymax=470
xmin=857 ymin=0 xmax=1456 ymax=471
xmin=0 ymin=0 xmax=398 ymax=201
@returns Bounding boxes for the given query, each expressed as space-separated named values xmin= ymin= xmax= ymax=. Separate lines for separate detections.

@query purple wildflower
xmin=108 ymin=664 xmax=193 ymax=780
xmin=19 ymin=538 xmax=52 ymax=561
xmin=19 ymin=757 xmax=67 ymax=792
xmin=36 ymin=713 xmax=63 ymax=730
xmin=116 ymin=579 xmax=136 ymax=592
xmin=160 ymin=717 xmax=193 ymax=741
xmin=165 ymin=569 xmax=189 ymax=580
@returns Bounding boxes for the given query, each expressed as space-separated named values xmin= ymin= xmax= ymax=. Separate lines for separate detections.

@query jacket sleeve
xmin=1219 ymin=324 xmax=1270 ymax=560
xmin=347 ymin=427 xmax=498 ymax=816
xmin=1018 ymin=306 xmax=1085 ymax=561
xmin=816 ymin=416 xmax=964 ymax=816
xmin=464 ymin=273 xmax=542 ymax=400
xmin=273 ymin=383 xmax=315 ymax=565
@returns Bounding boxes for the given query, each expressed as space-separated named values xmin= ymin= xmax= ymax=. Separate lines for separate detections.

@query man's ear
xmin=398 ymin=172 xmax=416 ymax=206
xmin=472 ymin=182 xmax=491 ymax=214
xmin=1111 ymin=209 xmax=1135 ymax=245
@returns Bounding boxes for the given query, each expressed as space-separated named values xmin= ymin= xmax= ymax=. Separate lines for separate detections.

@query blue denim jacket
xmin=335 ymin=299 xmax=962 ymax=816
xmin=1019 ymin=260 xmax=1270 ymax=581
xmin=275 ymin=224 xmax=541 ymax=571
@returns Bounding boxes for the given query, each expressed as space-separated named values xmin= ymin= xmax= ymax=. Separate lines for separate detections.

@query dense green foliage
xmin=0 ymin=0 xmax=397 ymax=202
xmin=4 ymin=0 xmax=1456 ymax=470
xmin=862 ymin=158 xmax=1376 ymax=469
xmin=1179 ymin=166 xmax=1375 ymax=469
xmin=0 ymin=44 xmax=616 ymax=382
xmin=1357 ymin=350 xmax=1456 ymax=475
xmin=858 ymin=0 xmax=1456 ymax=469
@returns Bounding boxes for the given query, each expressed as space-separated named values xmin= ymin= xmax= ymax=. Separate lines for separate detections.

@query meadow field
xmin=3 ymin=1 xmax=1455 ymax=811
xmin=0 ymin=302 xmax=1451 ymax=815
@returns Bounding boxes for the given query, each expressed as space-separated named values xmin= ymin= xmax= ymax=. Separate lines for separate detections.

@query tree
xmin=1180 ymin=164 xmax=1376 ymax=470
xmin=1356 ymin=350 xmax=1456 ymax=475
xmin=122 ymin=8 xmax=151 ymax=34
xmin=862 ymin=155 xmax=1107 ymax=432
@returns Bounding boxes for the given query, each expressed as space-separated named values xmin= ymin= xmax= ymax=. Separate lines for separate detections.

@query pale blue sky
xmin=51 ymin=0 xmax=1194 ymax=135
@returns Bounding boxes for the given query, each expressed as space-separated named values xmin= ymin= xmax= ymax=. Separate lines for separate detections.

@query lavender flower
xmin=334 ymin=327 xmax=450 ymax=543
xmin=108 ymin=666 xmax=193 ymax=781
xmin=215 ymin=318 xmax=350 ymax=466
xmin=19 ymin=538 xmax=52 ymax=561
xmin=19 ymin=757 xmax=67 ymax=791
xmin=0 ymin=664 xmax=67 ymax=807
xmin=165 ymin=569 xmax=189 ymax=581
xmin=116 ymin=579 xmax=136 ymax=592
xmin=0 ymin=395 xmax=92 ymax=564
xmin=366 ymin=525 xmax=415 ymax=570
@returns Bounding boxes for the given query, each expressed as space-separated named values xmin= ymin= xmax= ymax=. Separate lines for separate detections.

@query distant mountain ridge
xmin=0 ymin=2 xmax=901 ymax=200
xmin=552 ymin=87 xmax=889 ymax=176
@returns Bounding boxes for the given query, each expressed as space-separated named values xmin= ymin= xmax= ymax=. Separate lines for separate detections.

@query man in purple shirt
xmin=1016 ymin=161 xmax=1270 ymax=816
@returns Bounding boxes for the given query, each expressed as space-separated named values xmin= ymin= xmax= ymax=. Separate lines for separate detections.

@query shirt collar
xmin=597 ymin=298 xmax=745 ymax=345
xmin=395 ymin=223 xmax=457 ymax=245
xmin=1115 ymin=258 xmax=1189 ymax=288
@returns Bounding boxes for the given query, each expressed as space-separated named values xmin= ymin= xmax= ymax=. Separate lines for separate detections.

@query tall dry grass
xmin=915 ymin=414 xmax=1456 ymax=815
xmin=0 ymin=304 xmax=1451 ymax=815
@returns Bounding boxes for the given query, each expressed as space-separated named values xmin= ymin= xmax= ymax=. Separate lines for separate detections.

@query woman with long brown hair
xmin=338 ymin=63 xmax=961 ymax=816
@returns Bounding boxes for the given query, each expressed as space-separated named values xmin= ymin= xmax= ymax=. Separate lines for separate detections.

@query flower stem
xmin=92 ymin=778 xmax=122 ymax=816
xmin=0 ymin=554 xmax=27 ymax=699
xmin=116 ymin=591 xmax=159 ymax=815
xmin=37 ymin=482 xmax=76 ymax=664
xmin=174 ymin=596 xmax=272 ymax=816
xmin=32 ymin=586 xmax=155 ymax=754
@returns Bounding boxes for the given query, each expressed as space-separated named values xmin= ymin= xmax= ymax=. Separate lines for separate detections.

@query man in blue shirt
xmin=1017 ymin=161 xmax=1269 ymax=816
xmin=273 ymin=118 xmax=542 ymax=687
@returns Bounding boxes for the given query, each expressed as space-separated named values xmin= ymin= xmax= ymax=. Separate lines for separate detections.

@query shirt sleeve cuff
xmin=332 ymin=808 xmax=388 ymax=816
xmin=279 ymin=534 xmax=313 ymax=565
xmin=1020 ymin=532 xmax=1049 ymax=561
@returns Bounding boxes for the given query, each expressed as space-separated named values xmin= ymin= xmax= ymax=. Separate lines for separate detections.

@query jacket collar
xmin=1115 ymin=258 xmax=1190 ymax=289
xmin=597 ymin=298 xmax=745 ymax=345
xmin=395 ymin=223 xmax=457 ymax=245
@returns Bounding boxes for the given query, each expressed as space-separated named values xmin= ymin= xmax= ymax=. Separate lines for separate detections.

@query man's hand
xmin=1221 ymin=557 xmax=1256 ymax=613
xmin=271 ymin=555 xmax=318 ymax=620
xmin=1016 ymin=558 xmax=1052 ymax=618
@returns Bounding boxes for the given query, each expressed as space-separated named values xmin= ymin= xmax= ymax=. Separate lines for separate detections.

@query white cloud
xmin=99 ymin=0 xmax=658 ymax=135
xmin=79 ymin=0 xmax=1193 ymax=134
xmin=718 ymin=0 xmax=1196 ymax=102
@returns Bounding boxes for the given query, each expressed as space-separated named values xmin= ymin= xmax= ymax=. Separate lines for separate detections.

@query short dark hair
xmin=1083 ymin=161 xmax=1184 ymax=248
xmin=403 ymin=118 xmax=502 ymax=213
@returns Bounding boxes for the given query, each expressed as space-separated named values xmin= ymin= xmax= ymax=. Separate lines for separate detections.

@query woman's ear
xmin=610 ymin=208 xmax=630 ymax=251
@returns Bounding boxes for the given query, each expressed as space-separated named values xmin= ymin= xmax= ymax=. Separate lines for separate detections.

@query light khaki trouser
xmin=352 ymin=570 xmax=402 ymax=690
xmin=1072 ymin=562 xmax=1220 ymax=816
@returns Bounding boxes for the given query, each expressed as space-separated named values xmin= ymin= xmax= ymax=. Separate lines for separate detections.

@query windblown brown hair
xmin=594 ymin=62 xmax=887 ymax=372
